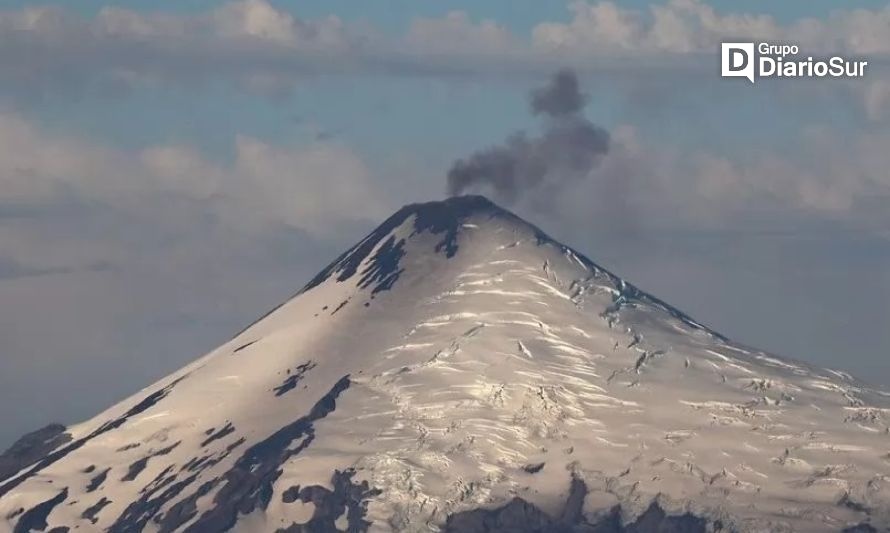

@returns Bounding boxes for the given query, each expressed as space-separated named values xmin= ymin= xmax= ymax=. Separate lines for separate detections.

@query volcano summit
xmin=1 ymin=196 xmax=888 ymax=532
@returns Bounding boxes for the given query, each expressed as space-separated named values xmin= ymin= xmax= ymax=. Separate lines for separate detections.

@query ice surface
xmin=1 ymin=196 xmax=888 ymax=532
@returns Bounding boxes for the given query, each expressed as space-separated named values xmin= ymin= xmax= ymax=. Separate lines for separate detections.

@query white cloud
xmin=213 ymin=0 xmax=302 ymax=44
xmin=860 ymin=79 xmax=890 ymax=121
xmin=531 ymin=0 xmax=890 ymax=56
xmin=530 ymin=122 xmax=890 ymax=235
xmin=208 ymin=0 xmax=350 ymax=49
xmin=533 ymin=2 xmax=646 ymax=53
xmin=405 ymin=11 xmax=514 ymax=56
xmin=95 ymin=7 xmax=189 ymax=39
xmin=91 ymin=0 xmax=351 ymax=48
xmin=0 ymin=0 xmax=360 ymax=98
xmin=228 ymin=135 xmax=385 ymax=234
xmin=2 ymin=0 xmax=889 ymax=97
xmin=0 ymin=112 xmax=386 ymax=237
xmin=812 ymin=6 xmax=890 ymax=55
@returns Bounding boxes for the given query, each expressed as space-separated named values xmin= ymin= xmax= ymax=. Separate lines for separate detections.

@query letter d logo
xmin=721 ymin=43 xmax=754 ymax=83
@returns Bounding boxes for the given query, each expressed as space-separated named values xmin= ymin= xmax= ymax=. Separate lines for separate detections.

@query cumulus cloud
xmin=0 ymin=0 xmax=358 ymax=98
xmin=531 ymin=0 xmax=890 ymax=56
xmin=405 ymin=11 xmax=514 ymax=56
xmin=860 ymin=79 xmax=890 ymax=121
xmin=2 ymin=0 xmax=889 ymax=100
xmin=543 ymin=122 xmax=890 ymax=236
xmin=92 ymin=0 xmax=350 ymax=48
xmin=0 ymin=112 xmax=386 ymax=236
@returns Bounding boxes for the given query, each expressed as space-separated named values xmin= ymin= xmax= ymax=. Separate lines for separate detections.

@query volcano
xmin=1 ymin=196 xmax=888 ymax=532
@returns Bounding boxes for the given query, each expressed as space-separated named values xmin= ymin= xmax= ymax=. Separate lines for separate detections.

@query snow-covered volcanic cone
xmin=1 ymin=196 xmax=888 ymax=532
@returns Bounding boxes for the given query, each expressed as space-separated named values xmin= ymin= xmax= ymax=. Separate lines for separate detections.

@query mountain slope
xmin=1 ymin=196 xmax=889 ymax=532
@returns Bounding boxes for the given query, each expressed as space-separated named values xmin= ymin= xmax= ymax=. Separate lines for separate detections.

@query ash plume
xmin=446 ymin=69 xmax=609 ymax=204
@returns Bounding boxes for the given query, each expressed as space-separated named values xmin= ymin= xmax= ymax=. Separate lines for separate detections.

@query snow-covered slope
xmin=2 ymin=196 xmax=889 ymax=533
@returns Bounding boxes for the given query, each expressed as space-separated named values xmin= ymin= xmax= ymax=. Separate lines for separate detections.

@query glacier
xmin=1 ymin=195 xmax=888 ymax=532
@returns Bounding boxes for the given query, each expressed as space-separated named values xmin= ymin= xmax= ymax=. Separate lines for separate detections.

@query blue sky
xmin=1 ymin=0 xmax=889 ymax=448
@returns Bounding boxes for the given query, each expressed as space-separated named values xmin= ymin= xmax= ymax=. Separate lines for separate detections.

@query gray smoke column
xmin=446 ymin=69 xmax=609 ymax=203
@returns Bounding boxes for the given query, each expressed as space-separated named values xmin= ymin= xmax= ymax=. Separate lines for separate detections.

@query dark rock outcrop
xmin=0 ymin=424 xmax=70 ymax=483
xmin=276 ymin=469 xmax=381 ymax=532
xmin=0 ymin=376 xmax=187 ymax=499
xmin=107 ymin=376 xmax=352 ymax=533
xmin=445 ymin=477 xmax=710 ymax=533
xmin=12 ymin=487 xmax=68 ymax=533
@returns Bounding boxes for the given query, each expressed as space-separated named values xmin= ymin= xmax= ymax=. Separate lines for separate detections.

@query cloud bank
xmin=0 ymin=112 xmax=386 ymax=237
xmin=2 ymin=0 xmax=890 ymax=95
